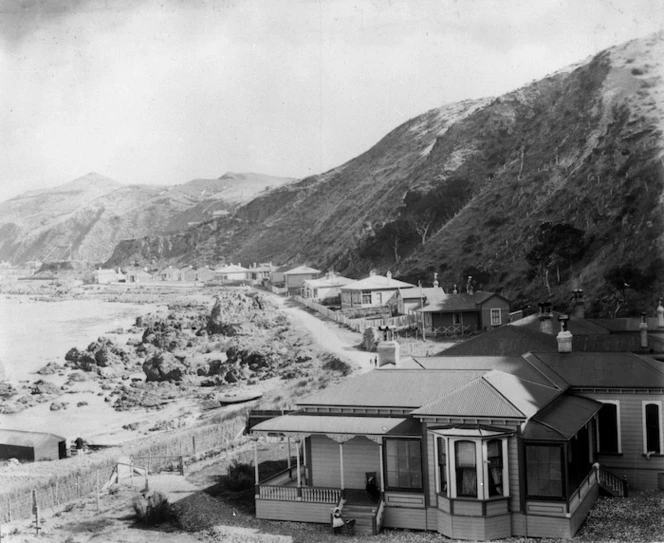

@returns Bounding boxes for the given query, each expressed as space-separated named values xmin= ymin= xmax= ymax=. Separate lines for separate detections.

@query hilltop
xmin=106 ymin=33 xmax=664 ymax=313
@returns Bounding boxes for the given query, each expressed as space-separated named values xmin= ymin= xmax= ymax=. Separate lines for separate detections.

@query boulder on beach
xmin=142 ymin=352 xmax=184 ymax=382
xmin=206 ymin=297 xmax=240 ymax=336
xmin=50 ymin=400 xmax=68 ymax=411
xmin=36 ymin=361 xmax=62 ymax=375
xmin=31 ymin=379 xmax=60 ymax=396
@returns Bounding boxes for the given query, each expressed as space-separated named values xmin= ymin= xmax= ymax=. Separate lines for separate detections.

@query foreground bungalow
xmin=251 ymin=329 xmax=663 ymax=539
xmin=0 ymin=429 xmax=67 ymax=462
xmin=213 ymin=263 xmax=250 ymax=282
xmin=340 ymin=272 xmax=415 ymax=311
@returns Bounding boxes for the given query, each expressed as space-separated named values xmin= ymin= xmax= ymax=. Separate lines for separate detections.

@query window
xmin=643 ymin=402 xmax=662 ymax=454
xmin=453 ymin=313 xmax=462 ymax=325
xmin=597 ymin=401 xmax=621 ymax=453
xmin=432 ymin=432 xmax=510 ymax=500
xmin=526 ymin=444 xmax=563 ymax=499
xmin=455 ymin=441 xmax=477 ymax=497
xmin=490 ymin=308 xmax=502 ymax=326
xmin=436 ymin=437 xmax=448 ymax=493
xmin=487 ymin=439 xmax=504 ymax=496
xmin=362 ymin=291 xmax=372 ymax=305
xmin=375 ymin=292 xmax=383 ymax=305
xmin=385 ymin=439 xmax=423 ymax=490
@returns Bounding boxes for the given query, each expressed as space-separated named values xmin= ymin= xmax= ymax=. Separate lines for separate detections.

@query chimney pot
xmin=433 ymin=272 xmax=439 ymax=289
xmin=557 ymin=314 xmax=572 ymax=353
xmin=539 ymin=301 xmax=554 ymax=334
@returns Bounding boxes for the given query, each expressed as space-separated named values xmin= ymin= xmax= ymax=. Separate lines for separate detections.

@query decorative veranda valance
xmin=250 ymin=414 xmax=421 ymax=441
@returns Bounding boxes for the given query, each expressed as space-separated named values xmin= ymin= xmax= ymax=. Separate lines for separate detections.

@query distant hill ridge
xmin=0 ymin=172 xmax=295 ymax=264
xmin=106 ymin=32 xmax=664 ymax=311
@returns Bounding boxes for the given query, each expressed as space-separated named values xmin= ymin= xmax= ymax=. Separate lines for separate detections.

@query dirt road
xmin=269 ymin=295 xmax=375 ymax=373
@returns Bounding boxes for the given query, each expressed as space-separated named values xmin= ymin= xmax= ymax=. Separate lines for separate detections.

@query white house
xmin=340 ymin=271 xmax=415 ymax=310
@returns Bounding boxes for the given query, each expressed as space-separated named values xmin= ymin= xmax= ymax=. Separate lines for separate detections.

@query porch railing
xmin=259 ymin=485 xmax=300 ymax=501
xmin=301 ymin=486 xmax=342 ymax=503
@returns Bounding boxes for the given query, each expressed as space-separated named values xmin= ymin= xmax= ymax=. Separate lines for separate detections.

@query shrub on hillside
xmin=321 ymin=354 xmax=351 ymax=376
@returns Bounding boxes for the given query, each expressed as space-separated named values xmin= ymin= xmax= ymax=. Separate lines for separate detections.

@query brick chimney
xmin=386 ymin=271 xmax=392 ymax=285
xmin=433 ymin=272 xmax=439 ymax=289
xmin=466 ymin=275 xmax=474 ymax=295
xmin=557 ymin=314 xmax=573 ymax=353
xmin=639 ymin=312 xmax=649 ymax=349
xmin=539 ymin=301 xmax=554 ymax=335
xmin=657 ymin=299 xmax=664 ymax=328
xmin=572 ymin=289 xmax=585 ymax=319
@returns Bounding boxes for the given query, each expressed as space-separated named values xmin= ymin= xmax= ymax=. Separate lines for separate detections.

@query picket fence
xmin=0 ymin=411 xmax=247 ymax=523
xmin=292 ymin=296 xmax=417 ymax=333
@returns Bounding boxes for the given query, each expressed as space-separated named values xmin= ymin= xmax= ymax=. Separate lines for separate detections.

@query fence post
xmin=32 ymin=490 xmax=40 ymax=536
xmin=96 ymin=470 xmax=100 ymax=513
xmin=192 ymin=436 xmax=197 ymax=456
xmin=76 ymin=474 xmax=80 ymax=498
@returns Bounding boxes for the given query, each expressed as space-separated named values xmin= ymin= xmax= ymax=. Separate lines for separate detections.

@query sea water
xmin=0 ymin=298 xmax=158 ymax=382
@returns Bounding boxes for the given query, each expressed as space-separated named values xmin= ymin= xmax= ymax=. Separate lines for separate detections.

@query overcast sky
xmin=0 ymin=0 xmax=662 ymax=202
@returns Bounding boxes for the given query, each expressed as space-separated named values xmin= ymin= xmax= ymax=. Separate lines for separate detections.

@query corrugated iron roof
xmin=530 ymin=352 xmax=664 ymax=388
xmin=417 ymin=291 xmax=506 ymax=313
xmin=412 ymin=375 xmax=526 ymax=418
xmin=589 ymin=317 xmax=661 ymax=332
xmin=298 ymin=369 xmax=484 ymax=409
xmin=412 ymin=355 xmax=559 ymax=388
xmin=251 ymin=414 xmax=421 ymax=437
xmin=341 ymin=274 xmax=415 ymax=291
xmin=522 ymin=395 xmax=602 ymax=441
xmin=439 ymin=326 xmax=558 ymax=356
xmin=302 ymin=275 xmax=354 ymax=288
xmin=284 ymin=265 xmax=321 ymax=275
xmin=511 ymin=312 xmax=610 ymax=335
xmin=0 ymin=429 xmax=66 ymax=448
xmin=483 ymin=370 xmax=561 ymax=418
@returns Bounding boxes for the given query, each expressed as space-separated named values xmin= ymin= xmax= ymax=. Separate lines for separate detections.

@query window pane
xmin=455 ymin=441 xmax=477 ymax=497
xmin=437 ymin=437 xmax=448 ymax=492
xmin=646 ymin=404 xmax=661 ymax=453
xmin=487 ymin=439 xmax=503 ymax=496
xmin=526 ymin=445 xmax=563 ymax=498
xmin=385 ymin=439 xmax=422 ymax=490
xmin=598 ymin=403 xmax=619 ymax=453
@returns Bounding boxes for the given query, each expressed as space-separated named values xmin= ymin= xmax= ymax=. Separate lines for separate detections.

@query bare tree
xmin=410 ymin=210 xmax=436 ymax=245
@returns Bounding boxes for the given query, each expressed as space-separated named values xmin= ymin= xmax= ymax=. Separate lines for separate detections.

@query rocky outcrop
xmin=142 ymin=352 xmax=184 ymax=382
xmin=65 ymin=337 xmax=129 ymax=372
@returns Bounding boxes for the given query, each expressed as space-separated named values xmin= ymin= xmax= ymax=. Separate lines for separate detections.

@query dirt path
xmin=268 ymin=295 xmax=375 ymax=373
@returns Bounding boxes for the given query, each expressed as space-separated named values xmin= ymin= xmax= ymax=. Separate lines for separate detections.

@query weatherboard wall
xmin=582 ymin=390 xmax=664 ymax=490
xmin=309 ymin=435 xmax=380 ymax=489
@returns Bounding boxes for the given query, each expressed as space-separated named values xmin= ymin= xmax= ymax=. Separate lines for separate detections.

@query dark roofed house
xmin=0 ymin=429 xmax=67 ymax=462
xmin=416 ymin=290 xmax=510 ymax=336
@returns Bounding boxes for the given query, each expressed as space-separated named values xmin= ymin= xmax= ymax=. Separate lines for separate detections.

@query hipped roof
xmin=341 ymin=274 xmax=415 ymax=291
xmin=284 ymin=266 xmax=321 ymax=275
xmin=416 ymin=291 xmax=506 ymax=313
xmin=251 ymin=414 xmax=421 ymax=437
xmin=298 ymin=369 xmax=484 ymax=409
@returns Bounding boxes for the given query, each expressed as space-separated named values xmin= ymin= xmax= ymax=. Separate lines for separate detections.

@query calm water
xmin=0 ymin=299 xmax=159 ymax=382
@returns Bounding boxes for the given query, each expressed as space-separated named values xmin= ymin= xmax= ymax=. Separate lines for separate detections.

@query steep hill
xmin=108 ymin=33 xmax=664 ymax=311
xmin=0 ymin=172 xmax=294 ymax=264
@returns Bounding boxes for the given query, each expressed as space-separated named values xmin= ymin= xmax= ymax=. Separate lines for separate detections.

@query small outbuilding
xmin=0 ymin=429 xmax=67 ymax=462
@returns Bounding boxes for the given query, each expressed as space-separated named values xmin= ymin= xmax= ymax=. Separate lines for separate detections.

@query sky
xmin=0 ymin=0 xmax=663 ymax=202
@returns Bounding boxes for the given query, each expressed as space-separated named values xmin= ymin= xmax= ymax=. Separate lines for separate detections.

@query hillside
xmin=108 ymin=33 xmax=664 ymax=312
xmin=0 ymin=172 xmax=294 ymax=264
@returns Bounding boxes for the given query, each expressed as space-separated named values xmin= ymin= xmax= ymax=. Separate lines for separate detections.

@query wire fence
xmin=0 ymin=410 xmax=248 ymax=523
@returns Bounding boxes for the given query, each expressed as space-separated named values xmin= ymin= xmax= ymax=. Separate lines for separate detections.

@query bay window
xmin=432 ymin=429 xmax=510 ymax=500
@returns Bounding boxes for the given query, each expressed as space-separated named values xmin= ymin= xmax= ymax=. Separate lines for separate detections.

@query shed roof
xmin=0 ymin=429 xmax=66 ymax=448
xmin=251 ymin=414 xmax=421 ymax=437
xmin=340 ymin=274 xmax=415 ymax=291
xmin=530 ymin=352 xmax=664 ymax=388
xmin=398 ymin=287 xmax=447 ymax=301
xmin=298 ymin=369 xmax=484 ymax=409
xmin=522 ymin=395 xmax=602 ymax=441
xmin=303 ymin=275 xmax=355 ymax=288
xmin=284 ymin=266 xmax=321 ymax=275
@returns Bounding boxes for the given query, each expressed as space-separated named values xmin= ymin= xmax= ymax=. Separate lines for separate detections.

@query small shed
xmin=0 ymin=429 xmax=67 ymax=462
